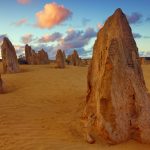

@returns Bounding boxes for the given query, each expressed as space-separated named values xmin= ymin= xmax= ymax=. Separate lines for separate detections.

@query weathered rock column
xmin=1 ymin=37 xmax=20 ymax=73
xmin=25 ymin=44 xmax=33 ymax=64
xmin=72 ymin=50 xmax=80 ymax=66
xmin=83 ymin=8 xmax=150 ymax=144
xmin=56 ymin=49 xmax=65 ymax=68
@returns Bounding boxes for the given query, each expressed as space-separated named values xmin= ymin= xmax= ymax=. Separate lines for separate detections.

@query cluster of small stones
xmin=25 ymin=44 xmax=49 ymax=65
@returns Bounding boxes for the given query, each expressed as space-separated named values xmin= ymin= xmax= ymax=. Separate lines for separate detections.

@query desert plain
xmin=0 ymin=62 xmax=150 ymax=150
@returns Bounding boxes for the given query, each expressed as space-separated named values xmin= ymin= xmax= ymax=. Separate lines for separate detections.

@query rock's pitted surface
xmin=38 ymin=49 xmax=49 ymax=64
xmin=0 ymin=74 xmax=3 ymax=94
xmin=83 ymin=8 xmax=150 ymax=144
xmin=1 ymin=37 xmax=20 ymax=73
xmin=56 ymin=49 xmax=65 ymax=68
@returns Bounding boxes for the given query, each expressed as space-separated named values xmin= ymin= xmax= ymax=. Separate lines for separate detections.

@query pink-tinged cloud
xmin=14 ymin=18 xmax=27 ymax=26
xmin=58 ymin=27 xmax=96 ymax=50
xmin=21 ymin=34 xmax=34 ymax=44
xmin=38 ymin=32 xmax=62 ymax=43
xmin=36 ymin=2 xmax=72 ymax=29
xmin=97 ymin=23 xmax=103 ymax=29
xmin=17 ymin=0 xmax=31 ymax=4
xmin=14 ymin=45 xmax=25 ymax=57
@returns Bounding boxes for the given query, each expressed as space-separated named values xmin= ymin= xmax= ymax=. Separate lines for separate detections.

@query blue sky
xmin=0 ymin=0 xmax=150 ymax=58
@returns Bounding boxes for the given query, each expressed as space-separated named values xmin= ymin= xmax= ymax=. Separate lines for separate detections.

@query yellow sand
xmin=0 ymin=63 xmax=150 ymax=150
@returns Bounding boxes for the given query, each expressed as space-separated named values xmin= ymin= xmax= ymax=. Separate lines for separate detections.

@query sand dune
xmin=0 ymin=63 xmax=150 ymax=150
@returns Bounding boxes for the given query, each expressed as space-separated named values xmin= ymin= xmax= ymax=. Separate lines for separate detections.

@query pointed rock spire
xmin=56 ymin=49 xmax=65 ymax=68
xmin=83 ymin=8 xmax=150 ymax=144
xmin=1 ymin=37 xmax=20 ymax=73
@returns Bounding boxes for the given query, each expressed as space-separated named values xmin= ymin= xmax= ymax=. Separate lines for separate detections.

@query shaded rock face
xmin=25 ymin=44 xmax=33 ymax=64
xmin=25 ymin=45 xmax=38 ymax=65
xmin=32 ymin=50 xmax=39 ymax=65
xmin=66 ymin=55 xmax=72 ymax=65
xmin=83 ymin=8 xmax=150 ymax=144
xmin=38 ymin=49 xmax=49 ymax=64
xmin=0 ymin=74 xmax=3 ymax=94
xmin=56 ymin=49 xmax=65 ymax=68
xmin=140 ymin=57 xmax=150 ymax=65
xmin=1 ymin=37 xmax=20 ymax=73
xmin=72 ymin=50 xmax=81 ymax=66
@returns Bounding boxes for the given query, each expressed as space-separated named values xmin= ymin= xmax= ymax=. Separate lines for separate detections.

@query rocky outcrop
xmin=0 ymin=74 xmax=3 ymax=94
xmin=66 ymin=50 xmax=81 ymax=66
xmin=56 ymin=49 xmax=65 ymax=68
xmin=38 ymin=49 xmax=49 ymax=64
xmin=1 ymin=37 xmax=20 ymax=73
xmin=80 ymin=59 xmax=90 ymax=66
xmin=83 ymin=8 xmax=150 ymax=144
xmin=25 ymin=45 xmax=49 ymax=65
xmin=32 ymin=50 xmax=39 ymax=65
xmin=25 ymin=45 xmax=38 ymax=65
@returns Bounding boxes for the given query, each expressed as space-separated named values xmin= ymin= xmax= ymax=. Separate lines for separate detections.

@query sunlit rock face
xmin=56 ymin=49 xmax=65 ymax=68
xmin=1 ymin=37 xmax=20 ymax=73
xmin=83 ymin=8 xmax=150 ymax=144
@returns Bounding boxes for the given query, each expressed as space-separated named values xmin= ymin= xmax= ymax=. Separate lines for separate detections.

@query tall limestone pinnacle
xmin=56 ymin=49 xmax=65 ymax=68
xmin=83 ymin=8 xmax=150 ymax=144
xmin=1 ymin=37 xmax=20 ymax=73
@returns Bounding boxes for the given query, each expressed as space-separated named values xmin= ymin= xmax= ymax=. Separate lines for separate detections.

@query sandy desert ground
xmin=0 ymin=62 xmax=150 ymax=150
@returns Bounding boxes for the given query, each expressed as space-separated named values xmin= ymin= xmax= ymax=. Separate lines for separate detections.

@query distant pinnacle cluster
xmin=25 ymin=44 xmax=49 ymax=65
xmin=0 ymin=36 xmax=88 ymax=93
xmin=0 ymin=36 xmax=87 ymax=72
